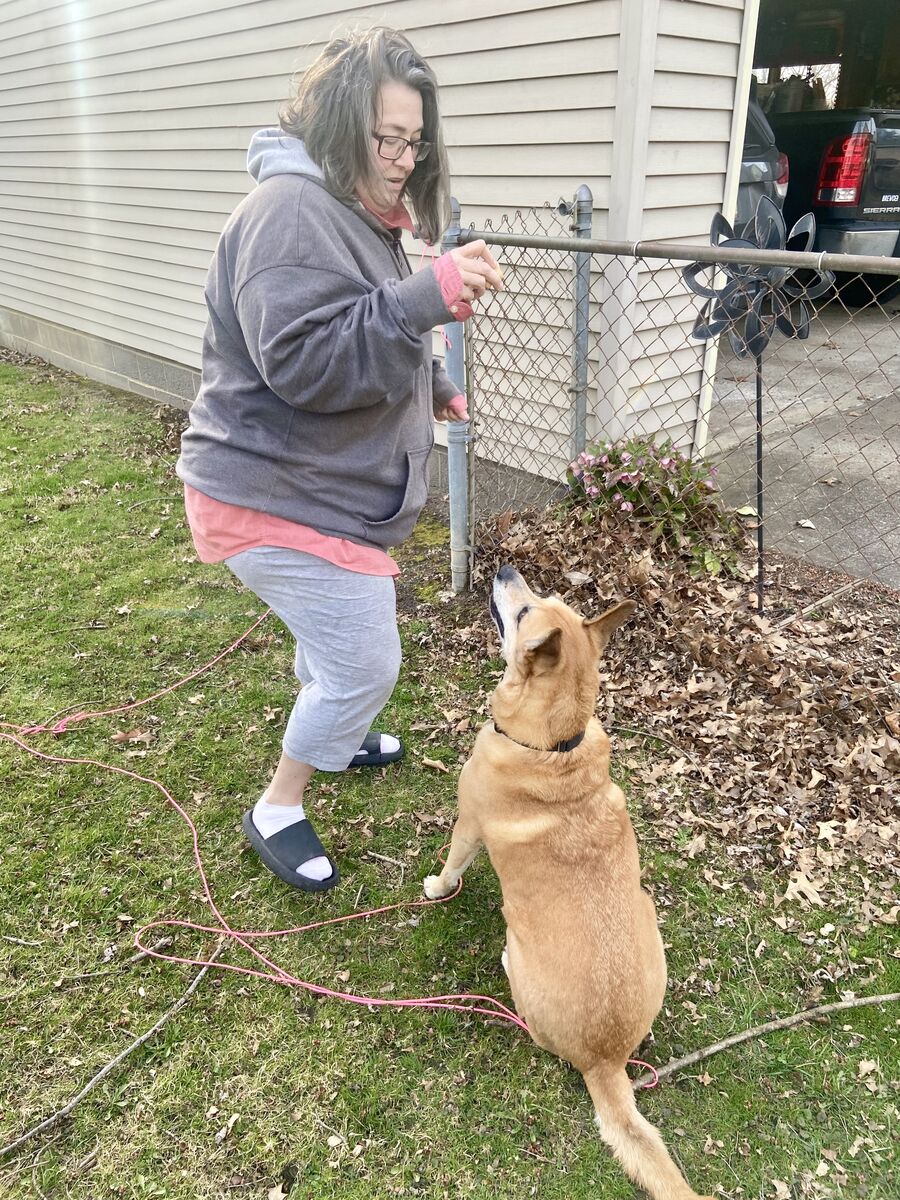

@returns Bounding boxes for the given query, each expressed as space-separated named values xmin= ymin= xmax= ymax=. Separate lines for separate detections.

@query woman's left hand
xmin=435 ymin=396 xmax=469 ymax=422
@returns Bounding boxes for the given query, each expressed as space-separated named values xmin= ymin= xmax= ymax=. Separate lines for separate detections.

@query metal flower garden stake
xmin=682 ymin=197 xmax=834 ymax=613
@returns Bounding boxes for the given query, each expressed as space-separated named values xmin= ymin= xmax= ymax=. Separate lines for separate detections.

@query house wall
xmin=0 ymin=0 xmax=619 ymax=408
xmin=0 ymin=0 xmax=754 ymax=465
xmin=590 ymin=0 xmax=756 ymax=459
xmin=470 ymin=0 xmax=756 ymax=485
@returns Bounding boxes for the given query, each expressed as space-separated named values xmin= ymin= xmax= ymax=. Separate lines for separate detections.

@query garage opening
xmin=753 ymin=0 xmax=898 ymax=111
xmin=736 ymin=0 xmax=899 ymax=267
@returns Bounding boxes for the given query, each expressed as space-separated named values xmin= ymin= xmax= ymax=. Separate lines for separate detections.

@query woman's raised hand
xmin=448 ymin=239 xmax=504 ymax=303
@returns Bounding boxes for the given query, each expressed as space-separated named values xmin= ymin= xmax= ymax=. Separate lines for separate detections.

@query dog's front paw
xmin=423 ymin=873 xmax=451 ymax=900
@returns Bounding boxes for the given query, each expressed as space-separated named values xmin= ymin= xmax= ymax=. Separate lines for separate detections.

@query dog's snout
xmin=496 ymin=564 xmax=520 ymax=584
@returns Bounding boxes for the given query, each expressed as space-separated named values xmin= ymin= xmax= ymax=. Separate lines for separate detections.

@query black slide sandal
xmin=347 ymin=730 xmax=405 ymax=768
xmin=242 ymin=811 xmax=339 ymax=892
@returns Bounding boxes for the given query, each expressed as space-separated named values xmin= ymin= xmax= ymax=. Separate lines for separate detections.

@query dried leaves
xmin=439 ymin=506 xmax=900 ymax=919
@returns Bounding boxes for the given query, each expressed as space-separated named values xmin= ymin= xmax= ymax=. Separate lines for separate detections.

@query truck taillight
xmin=815 ymin=132 xmax=872 ymax=205
xmin=775 ymin=151 xmax=789 ymax=199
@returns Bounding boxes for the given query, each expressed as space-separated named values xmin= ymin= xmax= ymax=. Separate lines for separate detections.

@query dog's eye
xmin=515 ymin=606 xmax=530 ymax=625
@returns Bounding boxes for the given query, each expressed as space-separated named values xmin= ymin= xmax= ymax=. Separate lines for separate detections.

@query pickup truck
xmin=736 ymin=99 xmax=788 ymax=234
xmin=768 ymin=108 xmax=900 ymax=299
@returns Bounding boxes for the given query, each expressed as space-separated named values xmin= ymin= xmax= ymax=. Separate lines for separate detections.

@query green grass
xmin=1 ymin=359 xmax=897 ymax=1199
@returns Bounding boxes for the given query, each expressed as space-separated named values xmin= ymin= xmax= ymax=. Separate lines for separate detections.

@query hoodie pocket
xmin=362 ymin=446 xmax=431 ymax=545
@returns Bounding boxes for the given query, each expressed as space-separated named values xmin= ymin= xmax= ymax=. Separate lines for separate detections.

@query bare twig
xmin=365 ymin=851 xmax=405 ymax=870
xmin=0 ymin=939 xmax=224 ymax=1160
xmin=769 ymin=580 xmax=859 ymax=632
xmin=610 ymin=726 xmax=702 ymax=770
xmin=631 ymin=991 xmax=900 ymax=1091
xmin=55 ymin=937 xmax=174 ymax=986
xmin=31 ymin=1164 xmax=49 ymax=1200
xmin=74 ymin=1146 xmax=99 ymax=1173
xmin=2 ymin=936 xmax=44 ymax=947
xmin=365 ymin=851 xmax=406 ymax=889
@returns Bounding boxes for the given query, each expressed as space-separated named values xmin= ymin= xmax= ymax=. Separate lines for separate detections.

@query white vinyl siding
xmin=646 ymin=0 xmax=743 ymax=241
xmin=0 ymin=0 xmax=618 ymax=380
xmin=0 ymin=0 xmax=751 ymax=468
xmin=587 ymin=0 xmax=748 ymax=456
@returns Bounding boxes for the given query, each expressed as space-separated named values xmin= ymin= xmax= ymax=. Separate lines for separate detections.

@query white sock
xmin=351 ymin=733 xmax=401 ymax=760
xmin=252 ymin=796 xmax=333 ymax=882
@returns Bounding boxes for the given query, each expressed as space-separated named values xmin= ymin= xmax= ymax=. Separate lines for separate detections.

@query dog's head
xmin=489 ymin=565 xmax=635 ymax=747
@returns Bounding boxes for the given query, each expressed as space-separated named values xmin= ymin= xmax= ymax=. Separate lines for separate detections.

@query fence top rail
xmin=457 ymin=227 xmax=900 ymax=277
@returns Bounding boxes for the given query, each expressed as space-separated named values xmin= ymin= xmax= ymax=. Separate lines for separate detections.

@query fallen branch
xmin=769 ymin=580 xmax=859 ymax=633
xmin=632 ymin=991 xmax=900 ymax=1091
xmin=0 ymin=940 xmax=224 ymax=1160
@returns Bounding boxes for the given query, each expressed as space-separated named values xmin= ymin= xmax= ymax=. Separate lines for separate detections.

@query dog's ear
xmin=583 ymin=600 xmax=636 ymax=656
xmin=522 ymin=626 xmax=563 ymax=672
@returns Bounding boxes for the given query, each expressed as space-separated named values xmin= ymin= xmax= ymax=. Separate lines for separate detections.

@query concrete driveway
xmin=706 ymin=290 xmax=900 ymax=590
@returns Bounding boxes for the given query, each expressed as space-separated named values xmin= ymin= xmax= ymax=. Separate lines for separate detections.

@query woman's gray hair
xmin=280 ymin=27 xmax=451 ymax=246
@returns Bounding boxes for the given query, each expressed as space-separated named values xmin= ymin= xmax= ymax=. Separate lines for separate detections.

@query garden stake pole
xmin=755 ymin=352 xmax=764 ymax=614
xmin=682 ymin=199 xmax=834 ymax=618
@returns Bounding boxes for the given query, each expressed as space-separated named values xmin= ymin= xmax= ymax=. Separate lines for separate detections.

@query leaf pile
xmin=436 ymin=505 xmax=899 ymax=923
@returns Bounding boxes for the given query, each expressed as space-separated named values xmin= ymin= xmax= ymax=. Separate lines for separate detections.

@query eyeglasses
xmin=371 ymin=132 xmax=432 ymax=162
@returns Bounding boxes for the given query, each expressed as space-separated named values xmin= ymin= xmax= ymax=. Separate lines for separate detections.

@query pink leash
xmin=2 ymin=614 xmax=658 ymax=1086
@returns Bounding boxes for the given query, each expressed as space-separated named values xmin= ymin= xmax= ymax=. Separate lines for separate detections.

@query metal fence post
xmin=570 ymin=184 xmax=593 ymax=457
xmin=440 ymin=196 xmax=470 ymax=593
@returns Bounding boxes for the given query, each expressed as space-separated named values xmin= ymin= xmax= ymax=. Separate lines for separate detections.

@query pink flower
xmin=620 ymin=501 xmax=634 ymax=513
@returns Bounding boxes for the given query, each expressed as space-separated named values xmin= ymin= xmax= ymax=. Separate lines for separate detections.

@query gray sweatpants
xmin=225 ymin=547 xmax=401 ymax=771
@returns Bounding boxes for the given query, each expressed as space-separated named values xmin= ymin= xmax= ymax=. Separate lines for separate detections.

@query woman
xmin=176 ymin=28 xmax=501 ymax=892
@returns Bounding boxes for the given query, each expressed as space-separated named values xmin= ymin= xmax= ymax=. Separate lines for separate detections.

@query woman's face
xmin=367 ymin=80 xmax=424 ymax=201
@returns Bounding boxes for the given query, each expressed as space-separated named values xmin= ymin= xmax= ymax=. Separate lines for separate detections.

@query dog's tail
xmin=583 ymin=1063 xmax=710 ymax=1200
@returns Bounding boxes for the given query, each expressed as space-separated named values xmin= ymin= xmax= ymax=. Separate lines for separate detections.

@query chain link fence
xmin=436 ymin=195 xmax=899 ymax=916
xmin=447 ymin=192 xmax=900 ymax=607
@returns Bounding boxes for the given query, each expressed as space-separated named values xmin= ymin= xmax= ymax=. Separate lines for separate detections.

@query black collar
xmin=493 ymin=723 xmax=586 ymax=753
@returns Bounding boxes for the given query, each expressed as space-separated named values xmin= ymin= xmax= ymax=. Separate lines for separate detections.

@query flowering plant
xmin=565 ymin=436 xmax=742 ymax=575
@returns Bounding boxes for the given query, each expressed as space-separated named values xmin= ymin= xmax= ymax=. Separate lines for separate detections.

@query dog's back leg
xmin=583 ymin=1063 xmax=714 ymax=1200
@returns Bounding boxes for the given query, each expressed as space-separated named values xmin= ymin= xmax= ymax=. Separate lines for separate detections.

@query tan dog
xmin=424 ymin=565 xmax=712 ymax=1200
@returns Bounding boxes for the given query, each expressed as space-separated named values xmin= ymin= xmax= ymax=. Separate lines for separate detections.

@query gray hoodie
xmin=176 ymin=129 xmax=460 ymax=550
